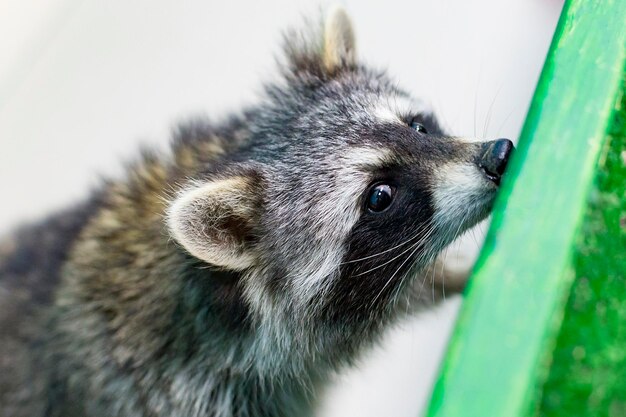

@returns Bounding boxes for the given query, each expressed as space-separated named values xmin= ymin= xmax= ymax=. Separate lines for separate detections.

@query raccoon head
xmin=167 ymin=8 xmax=513 ymax=342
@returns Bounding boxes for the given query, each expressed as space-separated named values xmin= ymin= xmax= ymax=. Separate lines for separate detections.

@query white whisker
xmin=340 ymin=222 xmax=432 ymax=265
xmin=352 ymin=226 xmax=436 ymax=277
xmin=370 ymin=241 xmax=425 ymax=309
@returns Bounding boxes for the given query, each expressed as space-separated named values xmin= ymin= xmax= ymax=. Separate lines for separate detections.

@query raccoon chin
xmin=430 ymin=162 xmax=499 ymax=252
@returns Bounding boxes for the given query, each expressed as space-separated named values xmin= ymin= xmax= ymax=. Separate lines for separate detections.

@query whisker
xmin=439 ymin=248 xmax=448 ymax=301
xmin=495 ymin=104 xmax=520 ymax=138
xmin=352 ymin=226 xmax=436 ymax=277
xmin=340 ymin=222 xmax=432 ymax=265
xmin=473 ymin=62 xmax=484 ymax=138
xmin=437 ymin=249 xmax=448 ymax=301
xmin=370 ymin=241 xmax=425 ymax=309
xmin=440 ymin=216 xmax=468 ymax=299
xmin=482 ymin=83 xmax=504 ymax=138
xmin=470 ymin=227 xmax=480 ymax=248
xmin=415 ymin=245 xmax=441 ymax=301
xmin=431 ymin=252 xmax=437 ymax=302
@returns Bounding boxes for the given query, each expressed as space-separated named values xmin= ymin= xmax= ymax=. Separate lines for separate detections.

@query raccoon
xmin=0 ymin=7 xmax=513 ymax=417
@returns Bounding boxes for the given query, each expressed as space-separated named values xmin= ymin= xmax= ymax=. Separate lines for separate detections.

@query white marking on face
xmin=374 ymin=106 xmax=401 ymax=123
xmin=290 ymin=146 xmax=392 ymax=300
xmin=339 ymin=146 xmax=391 ymax=167
xmin=373 ymin=95 xmax=433 ymax=125
xmin=432 ymin=162 xmax=495 ymax=250
xmin=454 ymin=136 xmax=486 ymax=144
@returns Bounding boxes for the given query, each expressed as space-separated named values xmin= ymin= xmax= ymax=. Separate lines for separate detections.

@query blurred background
xmin=0 ymin=0 xmax=563 ymax=415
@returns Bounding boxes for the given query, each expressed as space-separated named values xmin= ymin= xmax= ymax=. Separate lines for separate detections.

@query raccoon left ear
xmin=167 ymin=175 xmax=262 ymax=270
xmin=322 ymin=6 xmax=357 ymax=73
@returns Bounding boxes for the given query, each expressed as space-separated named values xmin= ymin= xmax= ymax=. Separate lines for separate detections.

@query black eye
xmin=367 ymin=184 xmax=395 ymax=212
xmin=409 ymin=118 xmax=428 ymax=134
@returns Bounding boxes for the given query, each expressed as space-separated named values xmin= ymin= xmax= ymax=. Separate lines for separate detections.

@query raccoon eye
xmin=367 ymin=184 xmax=395 ymax=212
xmin=409 ymin=118 xmax=428 ymax=134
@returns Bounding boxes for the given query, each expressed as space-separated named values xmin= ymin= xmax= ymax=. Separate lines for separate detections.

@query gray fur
xmin=0 ymin=8 xmax=509 ymax=417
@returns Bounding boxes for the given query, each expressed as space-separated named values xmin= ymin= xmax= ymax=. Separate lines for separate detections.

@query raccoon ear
xmin=167 ymin=175 xmax=261 ymax=270
xmin=282 ymin=6 xmax=356 ymax=78
xmin=322 ymin=6 xmax=356 ymax=73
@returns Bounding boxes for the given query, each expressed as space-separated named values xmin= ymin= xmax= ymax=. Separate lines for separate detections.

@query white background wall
xmin=0 ymin=0 xmax=563 ymax=415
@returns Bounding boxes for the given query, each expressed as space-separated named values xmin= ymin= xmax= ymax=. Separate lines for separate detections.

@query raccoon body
xmin=0 ymin=8 xmax=513 ymax=417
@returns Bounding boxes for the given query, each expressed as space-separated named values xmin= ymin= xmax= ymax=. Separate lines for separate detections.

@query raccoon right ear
xmin=322 ymin=6 xmax=356 ymax=73
xmin=167 ymin=175 xmax=261 ymax=270
xmin=283 ymin=6 xmax=357 ymax=78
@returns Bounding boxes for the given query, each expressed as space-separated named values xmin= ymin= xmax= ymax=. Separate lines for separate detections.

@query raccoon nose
xmin=478 ymin=138 xmax=514 ymax=185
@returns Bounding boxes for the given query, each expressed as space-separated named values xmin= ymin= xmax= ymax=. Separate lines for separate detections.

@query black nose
xmin=478 ymin=138 xmax=514 ymax=185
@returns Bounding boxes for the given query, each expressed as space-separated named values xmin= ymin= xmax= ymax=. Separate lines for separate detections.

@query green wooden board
xmin=424 ymin=0 xmax=626 ymax=416
xmin=537 ymin=73 xmax=626 ymax=417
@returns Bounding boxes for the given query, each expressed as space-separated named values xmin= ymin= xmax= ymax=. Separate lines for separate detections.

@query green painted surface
xmin=537 ymin=75 xmax=626 ymax=417
xmin=424 ymin=1 xmax=626 ymax=416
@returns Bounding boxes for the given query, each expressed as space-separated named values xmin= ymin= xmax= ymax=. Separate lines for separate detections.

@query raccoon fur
xmin=0 ymin=7 xmax=513 ymax=417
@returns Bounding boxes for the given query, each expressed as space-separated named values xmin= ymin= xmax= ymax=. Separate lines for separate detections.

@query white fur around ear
xmin=167 ymin=177 xmax=259 ymax=270
xmin=323 ymin=6 xmax=356 ymax=72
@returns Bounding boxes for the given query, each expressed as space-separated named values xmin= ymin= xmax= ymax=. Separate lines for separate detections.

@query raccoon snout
xmin=477 ymin=138 xmax=514 ymax=186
